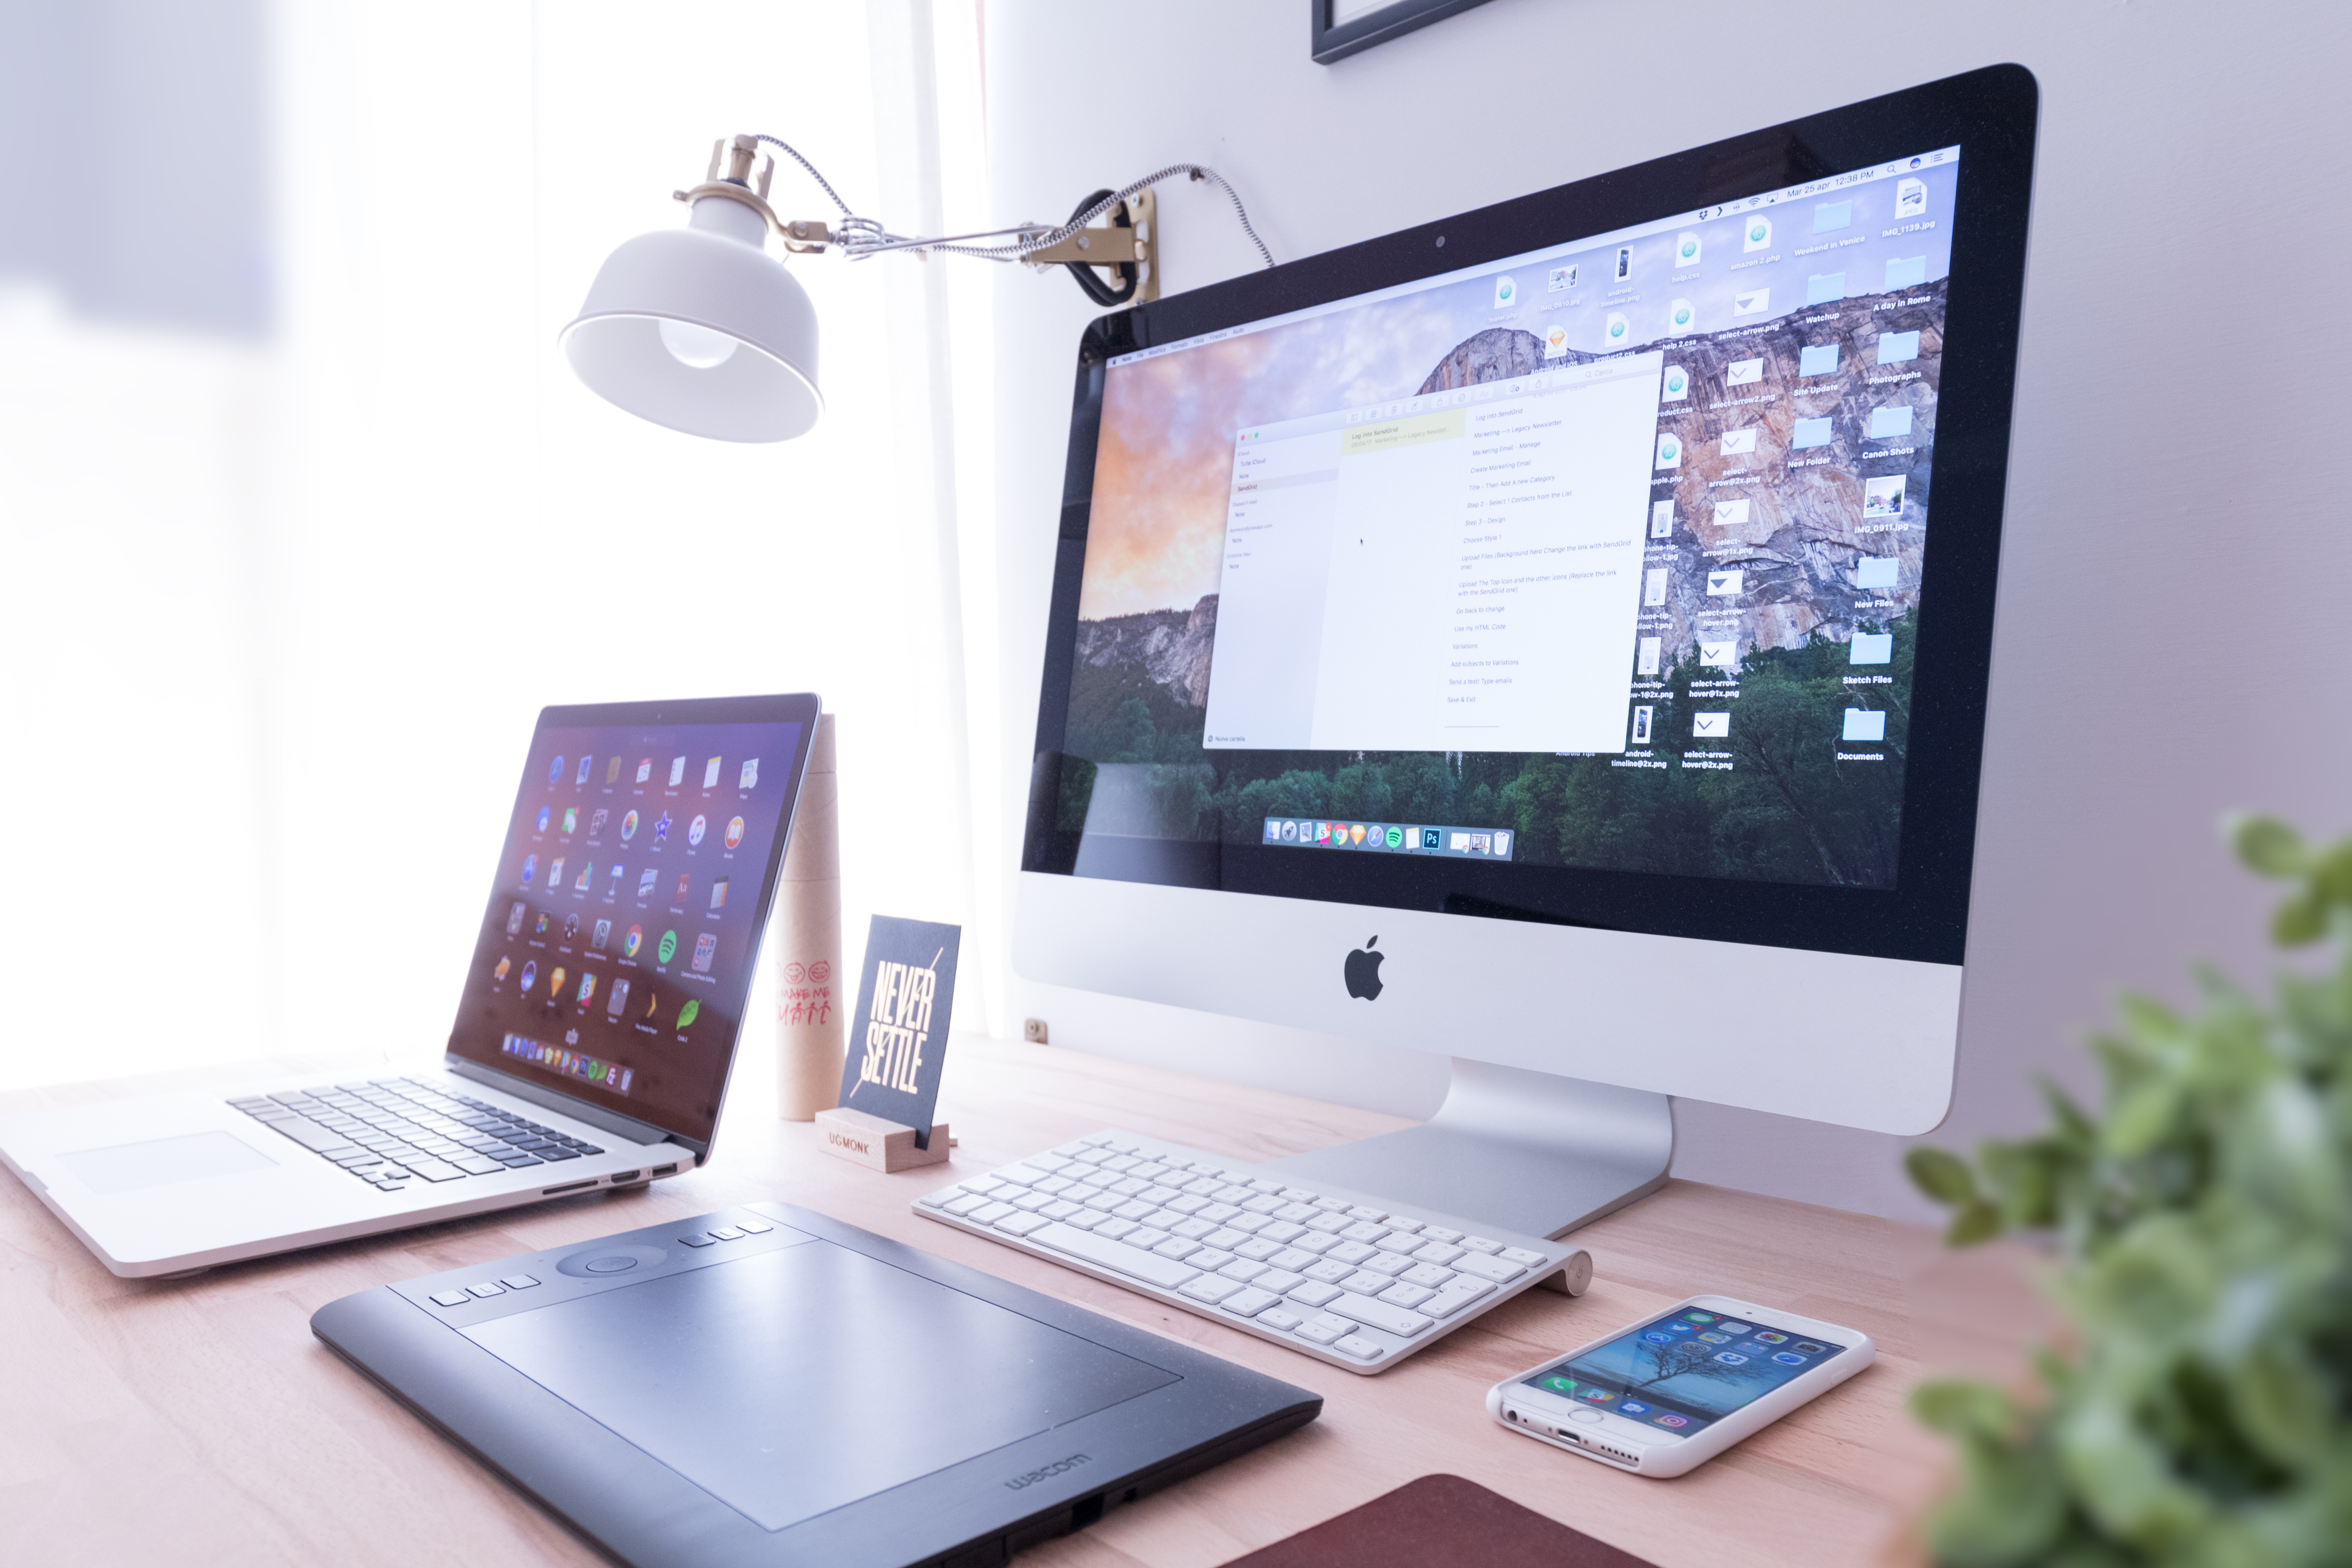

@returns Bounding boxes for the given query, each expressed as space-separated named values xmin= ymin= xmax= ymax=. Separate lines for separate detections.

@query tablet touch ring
xmin=557 ymin=1243 xmax=668 ymax=1279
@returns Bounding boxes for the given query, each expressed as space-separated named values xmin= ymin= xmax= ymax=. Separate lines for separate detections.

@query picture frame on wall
xmin=1309 ymin=0 xmax=1496 ymax=63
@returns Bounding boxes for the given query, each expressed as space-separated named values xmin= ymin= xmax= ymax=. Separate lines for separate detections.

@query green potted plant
xmin=1904 ymin=816 xmax=2352 ymax=1566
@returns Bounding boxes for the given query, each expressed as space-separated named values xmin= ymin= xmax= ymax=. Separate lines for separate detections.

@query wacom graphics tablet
xmin=312 ymin=1203 xmax=1321 ymax=1567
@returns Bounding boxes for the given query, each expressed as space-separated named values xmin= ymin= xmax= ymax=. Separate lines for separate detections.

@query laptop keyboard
xmin=229 ymin=1078 xmax=605 ymax=1194
xmin=915 ymin=1130 xmax=1589 ymax=1374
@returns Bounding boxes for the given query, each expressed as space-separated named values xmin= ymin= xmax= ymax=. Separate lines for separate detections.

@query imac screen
xmin=1054 ymin=148 xmax=1962 ymax=895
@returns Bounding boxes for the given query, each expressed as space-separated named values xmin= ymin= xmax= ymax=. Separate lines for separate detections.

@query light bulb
xmin=658 ymin=318 xmax=740 ymax=369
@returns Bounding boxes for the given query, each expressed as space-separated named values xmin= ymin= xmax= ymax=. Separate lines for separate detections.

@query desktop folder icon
xmin=1842 ymin=708 xmax=1888 ymax=742
xmin=1805 ymin=272 xmax=1845 ymax=306
xmin=1884 ymin=255 xmax=1928 ymax=291
xmin=1877 ymin=330 xmax=1920 ymax=365
xmin=1869 ymin=405 xmax=1914 ymax=439
xmin=1812 ymin=200 xmax=1852 ymax=233
xmin=1792 ymin=416 xmax=1834 ymax=449
xmin=1850 ymin=633 xmax=1894 ymax=665
xmin=1797 ymin=344 xmax=1840 ymax=376
xmin=1854 ymin=556 xmax=1899 ymax=589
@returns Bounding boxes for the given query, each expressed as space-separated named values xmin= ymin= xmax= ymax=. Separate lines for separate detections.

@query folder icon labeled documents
xmin=1842 ymin=708 xmax=1888 ymax=742
xmin=1706 ymin=570 xmax=1744 ymax=597
xmin=1692 ymin=712 xmax=1731 ymax=739
xmin=1792 ymin=416 xmax=1833 ymax=449
xmin=1869 ymin=405 xmax=1914 ymax=439
xmin=1712 ymin=498 xmax=1751 ymax=528
xmin=1700 ymin=639 xmax=1738 ymax=668
xmin=1812 ymin=200 xmax=1852 ymax=233
xmin=1798 ymin=344 xmax=1840 ymax=376
xmin=1805 ymin=272 xmax=1846 ymax=306
xmin=1720 ymin=428 xmax=1758 ymax=456
xmin=1850 ymin=633 xmax=1894 ymax=664
xmin=1884 ymin=255 xmax=1928 ymax=290
xmin=1854 ymin=556 xmax=1898 ymax=589
xmin=1726 ymin=357 xmax=1764 ymax=387
xmin=1877 ymin=330 xmax=1920 ymax=364
xmin=1733 ymin=288 xmax=1770 ymax=317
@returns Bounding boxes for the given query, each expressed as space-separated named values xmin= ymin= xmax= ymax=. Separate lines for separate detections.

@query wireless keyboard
xmin=914 ymin=1129 xmax=1590 ymax=1374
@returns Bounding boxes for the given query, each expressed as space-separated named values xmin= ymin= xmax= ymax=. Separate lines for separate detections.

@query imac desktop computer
xmin=1013 ymin=67 xmax=2038 ymax=1248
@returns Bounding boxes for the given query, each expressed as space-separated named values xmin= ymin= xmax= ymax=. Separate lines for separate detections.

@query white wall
xmin=983 ymin=0 xmax=2352 ymax=1219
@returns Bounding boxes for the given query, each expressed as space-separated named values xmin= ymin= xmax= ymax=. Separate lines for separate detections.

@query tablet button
xmin=428 ymin=1290 xmax=470 ymax=1307
xmin=584 ymin=1256 xmax=639 ymax=1272
xmin=676 ymin=1236 xmax=716 ymax=1249
xmin=465 ymin=1282 xmax=505 ymax=1298
xmin=500 ymin=1275 xmax=539 ymax=1289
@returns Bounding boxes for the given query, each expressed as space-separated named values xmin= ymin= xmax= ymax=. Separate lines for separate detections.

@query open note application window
xmin=1202 ymin=352 xmax=1663 ymax=754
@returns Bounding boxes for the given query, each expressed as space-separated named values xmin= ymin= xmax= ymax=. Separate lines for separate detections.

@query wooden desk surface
xmin=0 ymin=1039 xmax=2046 ymax=1567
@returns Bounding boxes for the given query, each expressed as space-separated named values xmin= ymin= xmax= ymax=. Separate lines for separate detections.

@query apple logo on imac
xmin=1343 ymin=937 xmax=1384 ymax=1001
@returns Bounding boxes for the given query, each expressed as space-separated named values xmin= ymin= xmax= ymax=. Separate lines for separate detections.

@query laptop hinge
xmin=441 ymin=1056 xmax=708 ymax=1162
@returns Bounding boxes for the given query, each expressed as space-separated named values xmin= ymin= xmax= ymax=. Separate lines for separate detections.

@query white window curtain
xmin=0 ymin=0 xmax=1006 ymax=1093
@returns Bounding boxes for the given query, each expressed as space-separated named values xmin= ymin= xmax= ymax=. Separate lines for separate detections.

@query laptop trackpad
xmin=59 ymin=1131 xmax=281 ymax=1194
xmin=464 ymin=1238 xmax=1179 ymax=1532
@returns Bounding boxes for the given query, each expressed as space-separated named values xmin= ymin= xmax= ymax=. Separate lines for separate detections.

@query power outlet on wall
xmin=1023 ymin=1018 xmax=1049 ymax=1044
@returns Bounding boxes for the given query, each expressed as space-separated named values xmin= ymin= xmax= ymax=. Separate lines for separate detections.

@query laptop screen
xmin=448 ymin=709 xmax=809 ymax=1144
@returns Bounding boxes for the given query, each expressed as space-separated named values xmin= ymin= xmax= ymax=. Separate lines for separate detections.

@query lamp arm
xmin=741 ymin=134 xmax=1274 ymax=272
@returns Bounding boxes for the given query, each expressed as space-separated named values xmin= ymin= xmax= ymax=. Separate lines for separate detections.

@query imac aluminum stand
xmin=1260 ymin=1060 xmax=1673 ymax=1243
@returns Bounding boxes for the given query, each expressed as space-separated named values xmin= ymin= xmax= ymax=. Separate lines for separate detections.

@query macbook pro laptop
xmin=0 ymin=693 xmax=821 ymax=1278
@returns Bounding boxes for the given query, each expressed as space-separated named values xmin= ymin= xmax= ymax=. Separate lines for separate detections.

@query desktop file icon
xmin=702 ymin=757 xmax=722 ymax=789
xmin=668 ymin=757 xmax=687 ymax=787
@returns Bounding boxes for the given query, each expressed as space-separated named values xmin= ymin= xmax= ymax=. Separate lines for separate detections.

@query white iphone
xmin=1486 ymin=1294 xmax=1873 ymax=1477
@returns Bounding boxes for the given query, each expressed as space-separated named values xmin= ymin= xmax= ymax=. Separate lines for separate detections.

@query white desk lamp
xmin=561 ymin=132 xmax=1270 ymax=443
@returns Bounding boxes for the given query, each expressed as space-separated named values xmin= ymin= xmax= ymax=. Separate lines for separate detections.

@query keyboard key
xmin=1414 ymin=1242 xmax=1466 ymax=1266
xmin=969 ymin=1202 xmax=1016 ymax=1225
xmin=1061 ymin=1209 xmax=1106 ymax=1230
xmin=1328 ymin=1292 xmax=1434 ymax=1338
xmin=498 ymin=1155 xmax=544 ymax=1168
xmin=1425 ymin=1279 xmax=1496 ymax=1318
xmin=1082 ymin=1191 xmax=1124 ymax=1212
xmin=1453 ymin=1252 xmax=1527 ymax=1284
xmin=1137 ymin=1185 xmax=1181 ymax=1206
xmin=1177 ymin=1275 xmax=1241 ymax=1305
xmin=1094 ymin=1218 xmax=1139 ymax=1241
xmin=1032 ymin=1223 xmax=1200 ymax=1288
xmin=1025 ymin=1153 xmax=1073 ymax=1173
xmin=1240 ymin=1194 xmax=1286 ymax=1215
xmin=1218 ymin=1258 xmax=1265 ymax=1282
xmin=1190 ymin=1249 xmax=1236 ymax=1272
xmin=1462 ymin=1236 xmax=1503 ymax=1254
xmin=1341 ymin=1271 xmax=1391 ymax=1294
xmin=959 ymin=1175 xmax=1006 ymax=1195
xmin=538 ymin=1149 xmax=582 ymax=1162
xmin=1312 ymin=1196 xmax=1352 ymax=1212
xmin=1255 ymin=1269 xmax=1307 ymax=1294
xmin=1259 ymin=1221 xmax=1308 ymax=1244
xmin=429 ymin=1290 xmax=471 ymax=1307
xmin=1221 ymin=1287 xmax=1281 ymax=1318
xmin=1199 ymin=1203 xmax=1242 ymax=1225
xmin=996 ymin=1212 xmax=1051 ymax=1237
xmin=453 ymin=1156 xmax=505 ymax=1176
xmin=1031 ymin=1176 xmax=1076 ymax=1196
xmin=1171 ymin=1217 xmax=1216 ymax=1240
xmin=406 ymin=1158 xmax=465 ymax=1182
xmin=1379 ymin=1283 xmax=1437 ymax=1309
xmin=1501 ymin=1245 xmax=1549 ymax=1267
xmin=1127 ymin=1228 xmax=1171 ymax=1251
xmin=1347 ymin=1207 xmax=1388 ymax=1222
xmin=1341 ymin=1221 xmax=1388 ymax=1245
xmin=1402 ymin=1263 xmax=1457 ymax=1289
xmin=1042 ymin=1200 xmax=1083 ymax=1220
xmin=1258 ymin=1307 xmax=1304 ymax=1332
xmin=1304 ymin=1260 xmax=1354 ymax=1284
xmin=1267 ymin=1249 xmax=1318 ymax=1272
xmin=1384 ymin=1218 xmax=1425 ymax=1235
xmin=1327 ymin=1241 xmax=1376 ymax=1267
xmin=1233 ymin=1237 xmax=1281 ymax=1261
xmin=1373 ymin=1232 xmax=1422 ymax=1255
xmin=1152 ymin=1237 xmax=1201 ymax=1260
xmin=1300 ymin=1312 xmax=1358 ymax=1345
xmin=1181 ymin=1177 xmax=1224 ymax=1198
xmin=1287 ymin=1281 xmax=1345 ymax=1309
xmin=1111 ymin=1200 xmax=1156 ymax=1221
xmin=1009 ymin=1191 xmax=1054 ymax=1212
xmin=1272 ymin=1203 xmax=1318 ymax=1223
xmin=500 ymin=1275 xmax=539 ymax=1289
xmin=942 ymin=1193 xmax=992 ymax=1217
xmin=1305 ymin=1212 xmax=1351 ymax=1234
xmin=1334 ymin=1335 xmax=1387 ymax=1361
xmin=1226 ymin=1213 xmax=1272 ymax=1234
xmin=1290 ymin=1232 xmax=1339 ymax=1255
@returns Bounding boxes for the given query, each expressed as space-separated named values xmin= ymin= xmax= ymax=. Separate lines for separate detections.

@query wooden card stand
xmin=814 ymin=1106 xmax=953 ymax=1173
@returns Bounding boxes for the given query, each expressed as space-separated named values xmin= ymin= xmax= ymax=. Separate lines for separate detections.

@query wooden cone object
xmin=775 ymin=713 xmax=843 ymax=1120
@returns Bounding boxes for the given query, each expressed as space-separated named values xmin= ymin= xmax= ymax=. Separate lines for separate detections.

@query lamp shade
xmin=560 ymin=197 xmax=822 ymax=443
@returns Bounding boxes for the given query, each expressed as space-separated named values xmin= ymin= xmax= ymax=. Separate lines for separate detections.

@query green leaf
xmin=2228 ymin=814 xmax=2309 ymax=878
xmin=1912 ymin=1378 xmax=2016 ymax=1440
xmin=1947 ymin=1198 xmax=2004 ymax=1247
xmin=1907 ymin=1145 xmax=1980 ymax=1206
xmin=2311 ymin=841 xmax=2352 ymax=906
xmin=2271 ymin=890 xmax=2326 ymax=947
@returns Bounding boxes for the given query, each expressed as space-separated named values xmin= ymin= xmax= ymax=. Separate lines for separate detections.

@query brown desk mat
xmin=1220 ymin=1473 xmax=1657 ymax=1568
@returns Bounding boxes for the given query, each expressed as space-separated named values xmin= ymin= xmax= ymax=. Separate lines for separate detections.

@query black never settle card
xmin=838 ymin=916 xmax=961 ymax=1148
